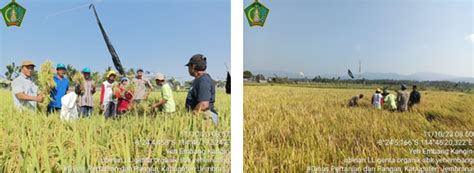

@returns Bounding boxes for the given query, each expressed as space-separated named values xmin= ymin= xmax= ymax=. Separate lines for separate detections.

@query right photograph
xmin=244 ymin=0 xmax=473 ymax=172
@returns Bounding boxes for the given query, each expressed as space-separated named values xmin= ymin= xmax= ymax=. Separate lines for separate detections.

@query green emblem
xmin=244 ymin=0 xmax=269 ymax=27
xmin=1 ymin=0 xmax=26 ymax=27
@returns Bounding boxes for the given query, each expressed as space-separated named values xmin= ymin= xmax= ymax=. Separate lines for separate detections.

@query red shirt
xmin=116 ymin=86 xmax=133 ymax=111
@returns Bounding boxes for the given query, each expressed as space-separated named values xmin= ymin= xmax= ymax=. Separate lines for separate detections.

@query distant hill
xmin=249 ymin=70 xmax=474 ymax=83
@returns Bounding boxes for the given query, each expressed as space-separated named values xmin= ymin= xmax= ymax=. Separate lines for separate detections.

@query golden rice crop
xmin=244 ymin=85 xmax=474 ymax=172
xmin=126 ymin=82 xmax=136 ymax=93
xmin=0 ymin=89 xmax=230 ymax=172
xmin=37 ymin=61 xmax=56 ymax=111
xmin=72 ymin=72 xmax=86 ymax=92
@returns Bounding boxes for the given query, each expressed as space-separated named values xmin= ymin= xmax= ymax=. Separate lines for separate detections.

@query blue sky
xmin=244 ymin=0 xmax=473 ymax=78
xmin=1 ymin=0 xmax=230 ymax=81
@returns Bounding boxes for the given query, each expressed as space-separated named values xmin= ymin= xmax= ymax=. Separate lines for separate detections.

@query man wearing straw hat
xmin=11 ymin=60 xmax=44 ymax=110
xmin=152 ymin=73 xmax=176 ymax=113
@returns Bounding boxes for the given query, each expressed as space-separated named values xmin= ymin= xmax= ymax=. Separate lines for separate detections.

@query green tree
xmin=66 ymin=64 xmax=78 ymax=84
xmin=244 ymin=70 xmax=253 ymax=79
xmin=126 ymin=68 xmax=136 ymax=79
xmin=5 ymin=62 xmax=20 ymax=81
xmin=91 ymin=71 xmax=101 ymax=86
xmin=255 ymin=74 xmax=265 ymax=82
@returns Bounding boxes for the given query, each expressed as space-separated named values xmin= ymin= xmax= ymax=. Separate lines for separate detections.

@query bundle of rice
xmin=72 ymin=72 xmax=85 ymax=93
xmin=125 ymin=82 xmax=136 ymax=93
xmin=37 ymin=61 xmax=56 ymax=111
xmin=112 ymin=82 xmax=120 ymax=99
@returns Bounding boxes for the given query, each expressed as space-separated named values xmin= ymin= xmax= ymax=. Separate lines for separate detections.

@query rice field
xmin=0 ymin=89 xmax=230 ymax=172
xmin=244 ymin=85 xmax=474 ymax=172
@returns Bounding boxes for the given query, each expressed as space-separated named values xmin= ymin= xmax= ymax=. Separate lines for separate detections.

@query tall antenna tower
xmin=358 ymin=59 xmax=362 ymax=79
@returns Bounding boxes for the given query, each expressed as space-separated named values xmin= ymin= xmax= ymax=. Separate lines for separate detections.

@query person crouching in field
xmin=12 ymin=60 xmax=44 ymax=111
xmin=185 ymin=54 xmax=218 ymax=125
xmin=408 ymin=85 xmax=421 ymax=111
xmin=47 ymin=63 xmax=69 ymax=114
xmin=76 ymin=67 xmax=96 ymax=117
xmin=152 ymin=73 xmax=176 ymax=113
xmin=116 ymin=77 xmax=134 ymax=115
xmin=100 ymin=70 xmax=118 ymax=118
xmin=383 ymin=89 xmax=397 ymax=111
xmin=397 ymin=84 xmax=409 ymax=112
xmin=348 ymin=94 xmax=363 ymax=107
xmin=371 ymin=88 xmax=383 ymax=109
xmin=60 ymin=89 xmax=80 ymax=121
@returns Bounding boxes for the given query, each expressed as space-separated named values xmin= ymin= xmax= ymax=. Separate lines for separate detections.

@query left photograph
xmin=0 ymin=0 xmax=230 ymax=172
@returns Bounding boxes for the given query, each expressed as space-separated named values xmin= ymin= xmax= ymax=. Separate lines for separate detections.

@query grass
xmin=244 ymin=85 xmax=474 ymax=172
xmin=0 ymin=89 xmax=230 ymax=172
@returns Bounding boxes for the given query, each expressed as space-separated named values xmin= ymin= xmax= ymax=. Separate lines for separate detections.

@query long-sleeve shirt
xmin=100 ymin=80 xmax=116 ymax=107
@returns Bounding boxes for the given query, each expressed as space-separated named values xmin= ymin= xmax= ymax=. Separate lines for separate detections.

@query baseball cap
xmin=21 ymin=60 xmax=35 ymax=67
xmin=185 ymin=54 xmax=207 ymax=67
xmin=82 ymin=67 xmax=91 ymax=73
xmin=155 ymin=73 xmax=165 ymax=80
xmin=56 ymin=63 xmax=66 ymax=70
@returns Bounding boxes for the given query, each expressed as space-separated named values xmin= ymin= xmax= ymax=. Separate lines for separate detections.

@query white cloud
xmin=465 ymin=34 xmax=474 ymax=43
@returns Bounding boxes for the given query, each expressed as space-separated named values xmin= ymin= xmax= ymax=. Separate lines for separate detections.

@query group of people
xmin=11 ymin=54 xmax=219 ymax=124
xmin=349 ymin=84 xmax=421 ymax=112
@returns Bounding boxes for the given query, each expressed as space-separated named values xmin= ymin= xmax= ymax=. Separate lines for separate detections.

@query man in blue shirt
xmin=185 ymin=54 xmax=218 ymax=125
xmin=48 ymin=63 xmax=70 ymax=113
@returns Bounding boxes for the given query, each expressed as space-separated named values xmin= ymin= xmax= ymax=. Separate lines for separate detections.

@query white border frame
xmin=231 ymin=0 xmax=243 ymax=172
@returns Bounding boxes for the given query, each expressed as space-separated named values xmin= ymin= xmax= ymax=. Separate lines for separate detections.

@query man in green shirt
xmin=383 ymin=89 xmax=397 ymax=111
xmin=152 ymin=73 xmax=176 ymax=113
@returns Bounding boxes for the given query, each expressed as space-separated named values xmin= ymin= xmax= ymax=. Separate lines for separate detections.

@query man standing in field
xmin=76 ymin=67 xmax=96 ymax=117
xmin=47 ymin=63 xmax=69 ymax=114
xmin=185 ymin=54 xmax=218 ymax=125
xmin=408 ymin=85 xmax=421 ymax=110
xmin=397 ymin=84 xmax=410 ymax=112
xmin=152 ymin=73 xmax=176 ymax=113
xmin=371 ymin=88 xmax=383 ymax=109
xmin=11 ymin=60 xmax=44 ymax=111
xmin=100 ymin=70 xmax=118 ymax=118
xmin=348 ymin=94 xmax=363 ymax=107
xmin=132 ymin=69 xmax=153 ymax=104
xmin=383 ymin=89 xmax=397 ymax=111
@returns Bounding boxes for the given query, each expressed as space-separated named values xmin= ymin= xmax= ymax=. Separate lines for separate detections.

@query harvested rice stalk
xmin=72 ymin=72 xmax=85 ymax=93
xmin=37 ymin=61 xmax=56 ymax=111
xmin=112 ymin=83 xmax=120 ymax=99
xmin=126 ymin=82 xmax=136 ymax=92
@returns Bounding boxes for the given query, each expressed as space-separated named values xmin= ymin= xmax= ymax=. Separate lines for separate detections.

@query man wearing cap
xmin=408 ymin=85 xmax=421 ymax=110
xmin=152 ymin=73 xmax=176 ymax=113
xmin=11 ymin=60 xmax=44 ymax=110
xmin=383 ymin=89 xmax=397 ymax=111
xmin=76 ymin=67 xmax=96 ymax=117
xmin=185 ymin=54 xmax=218 ymax=125
xmin=47 ymin=63 xmax=70 ymax=114
xmin=131 ymin=69 xmax=153 ymax=104
xmin=100 ymin=70 xmax=118 ymax=118
xmin=397 ymin=84 xmax=410 ymax=112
